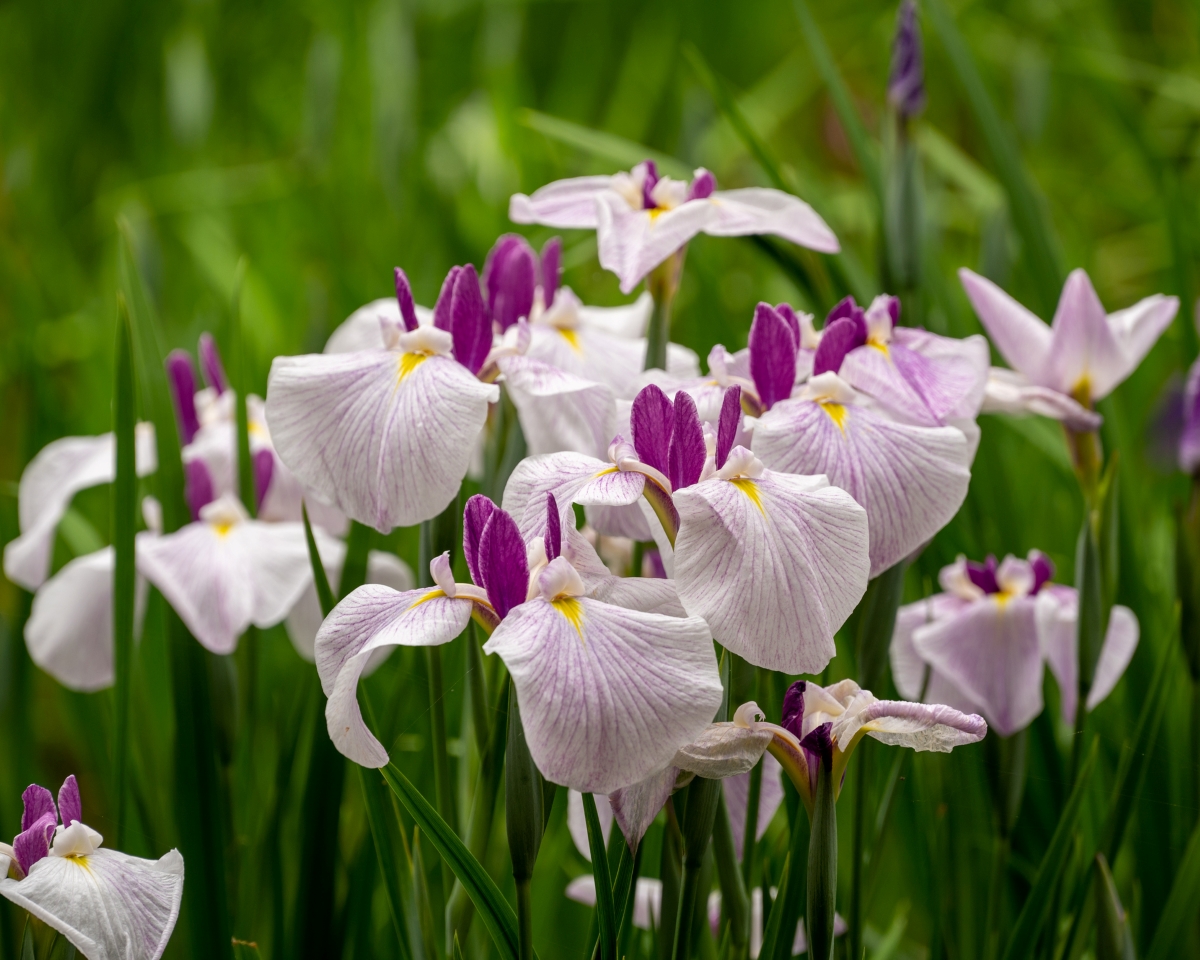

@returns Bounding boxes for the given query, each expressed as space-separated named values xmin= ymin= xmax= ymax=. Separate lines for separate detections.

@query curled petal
xmin=499 ymin=356 xmax=616 ymax=460
xmin=703 ymin=188 xmax=839 ymax=252
xmin=671 ymin=722 xmax=772 ymax=780
xmin=266 ymin=351 xmax=497 ymax=531
xmin=596 ymin=194 xmax=713 ymax=294
xmin=834 ymin=698 xmax=987 ymax=753
xmin=509 ymin=176 xmax=615 ymax=229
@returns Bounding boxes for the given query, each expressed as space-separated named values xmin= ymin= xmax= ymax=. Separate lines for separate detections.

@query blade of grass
xmin=229 ymin=257 xmax=255 ymax=517
xmin=302 ymin=504 xmax=336 ymax=617
xmin=518 ymin=109 xmax=690 ymax=179
xmin=584 ymin=793 xmax=618 ymax=960
xmin=1145 ymin=814 xmax=1200 ymax=960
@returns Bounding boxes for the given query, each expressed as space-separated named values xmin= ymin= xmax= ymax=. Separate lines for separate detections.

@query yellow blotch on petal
xmin=868 ymin=339 xmax=889 ymax=357
xmin=820 ymin=402 xmax=849 ymax=433
xmin=212 ymin=522 xmax=234 ymax=537
xmin=552 ymin=597 xmax=585 ymax=636
xmin=730 ymin=478 xmax=765 ymax=515
xmin=558 ymin=328 xmax=582 ymax=353
xmin=647 ymin=208 xmax=664 ymax=223
xmin=398 ymin=352 xmax=429 ymax=382
xmin=593 ymin=466 xmax=619 ymax=478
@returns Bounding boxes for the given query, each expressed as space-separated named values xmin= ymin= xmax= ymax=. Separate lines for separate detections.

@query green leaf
xmin=111 ymin=296 xmax=137 ymax=848
xmin=302 ymin=504 xmax=336 ymax=618
xmin=712 ymin=787 xmax=750 ymax=948
xmin=757 ymin=852 xmax=791 ymax=960
xmin=584 ymin=792 xmax=618 ymax=960
xmin=855 ymin=559 xmax=908 ymax=692
xmin=1094 ymin=854 xmax=1136 ymax=960
xmin=338 ymin=520 xmax=372 ymax=599
xmin=358 ymin=765 xmax=415 ymax=960
xmin=518 ymin=109 xmax=690 ymax=179
xmin=381 ymin=762 xmax=521 ymax=960
xmin=1000 ymin=739 xmax=1098 ymax=960
xmin=229 ymin=256 xmax=256 ymax=517
xmin=924 ymin=0 xmax=1064 ymax=315
xmin=1146 ymin=815 xmax=1200 ymax=960
xmin=805 ymin=760 xmax=837 ymax=960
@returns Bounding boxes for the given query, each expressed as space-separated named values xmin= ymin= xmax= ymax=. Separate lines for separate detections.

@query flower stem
xmin=506 ymin=690 xmax=544 ymax=960
xmin=644 ymin=249 xmax=686 ymax=372
xmin=848 ymin=740 xmax=870 ymax=960
xmin=806 ymin=759 xmax=837 ymax=960
xmin=712 ymin=788 xmax=750 ymax=949
xmin=515 ymin=879 xmax=534 ymax=960
xmin=658 ymin=800 xmax=684 ymax=960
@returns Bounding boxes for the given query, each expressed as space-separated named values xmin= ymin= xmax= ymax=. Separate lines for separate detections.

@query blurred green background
xmin=2 ymin=0 xmax=1199 ymax=957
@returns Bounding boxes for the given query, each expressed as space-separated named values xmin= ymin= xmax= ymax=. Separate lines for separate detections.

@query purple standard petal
xmin=484 ymin=235 xmax=537 ymax=331
xmin=749 ymin=303 xmax=797 ymax=410
xmin=13 ymin=812 xmax=57 ymax=875
xmin=668 ymin=391 xmax=706 ymax=491
xmin=775 ymin=303 xmax=801 ymax=350
xmin=541 ymin=237 xmax=562 ymax=307
xmin=21 ymin=784 xmax=56 ymax=832
xmin=450 ymin=264 xmax=493 ymax=375
xmin=165 ymin=350 xmax=201 ymax=445
xmin=253 ymin=448 xmax=275 ymax=512
xmin=800 ymin=722 xmax=833 ymax=793
xmin=812 ymin=316 xmax=867 ymax=377
xmin=966 ymin=556 xmax=999 ymax=595
xmin=394 ymin=267 xmax=419 ymax=333
xmin=641 ymin=159 xmax=659 ymax=209
xmin=1030 ymin=551 xmax=1055 ymax=594
xmin=199 ymin=332 xmax=228 ymax=394
xmin=887 ymin=0 xmax=925 ymax=118
xmin=631 ymin=384 xmax=674 ymax=475
xmin=433 ymin=265 xmax=463 ymax=332
xmin=781 ymin=680 xmax=806 ymax=740
xmin=184 ymin=458 xmax=216 ymax=522
xmin=57 ymin=775 xmax=81 ymax=827
xmin=688 ymin=169 xmax=716 ymax=201
xmin=826 ymin=296 xmax=866 ymax=330
xmin=716 ymin=386 xmax=741 ymax=470
xmin=544 ymin=493 xmax=562 ymax=561
xmin=478 ymin=508 xmax=529 ymax=619
xmin=464 ymin=494 xmax=498 ymax=588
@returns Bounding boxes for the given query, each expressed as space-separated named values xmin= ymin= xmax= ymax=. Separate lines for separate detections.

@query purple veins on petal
xmin=775 ymin=303 xmax=801 ymax=350
xmin=826 ymin=295 xmax=866 ymax=330
xmin=253 ymin=448 xmax=275 ymax=511
xmin=966 ymin=555 xmax=1000 ymax=594
xmin=641 ymin=159 xmax=660 ymax=209
xmin=484 ymin=234 xmax=537 ymax=331
xmin=1030 ymin=551 xmax=1055 ymax=594
xmin=631 ymin=384 xmax=675 ymax=476
xmin=716 ymin=386 xmax=741 ymax=470
xmin=748 ymin=302 xmax=797 ymax=411
xmin=781 ymin=680 xmax=806 ymax=740
xmin=544 ymin=493 xmax=562 ymax=561
xmin=199 ymin=332 xmax=228 ymax=394
xmin=478 ymin=507 xmax=529 ymax=619
xmin=688 ymin=169 xmax=716 ymax=201
xmin=811 ymin=316 xmax=867 ymax=377
xmin=13 ymin=812 xmax=56 ymax=874
xmin=668 ymin=390 xmax=706 ymax=491
xmin=463 ymin=494 xmax=498 ymax=589
xmin=184 ymin=458 xmax=216 ymax=521
xmin=57 ymin=774 xmax=81 ymax=827
xmin=433 ymin=264 xmax=463 ymax=332
xmin=450 ymin=264 xmax=494 ymax=375
xmin=540 ymin=237 xmax=563 ymax=307
xmin=21 ymin=783 xmax=56 ymax=832
xmin=394 ymin=267 xmax=419 ymax=332
xmin=165 ymin=350 xmax=201 ymax=445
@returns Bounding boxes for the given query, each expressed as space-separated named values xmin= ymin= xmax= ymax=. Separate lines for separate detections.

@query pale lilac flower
xmin=316 ymin=494 xmax=722 ymax=793
xmin=889 ymin=552 xmax=1139 ymax=735
xmin=566 ymin=874 xmax=662 ymax=932
xmin=959 ymin=267 xmax=1178 ymax=428
xmin=747 ymin=299 xmax=976 ymax=576
xmin=509 ymin=162 xmax=839 ymax=294
xmin=0 ymin=776 xmax=184 ymax=960
xmin=501 ymin=383 xmax=871 ymax=673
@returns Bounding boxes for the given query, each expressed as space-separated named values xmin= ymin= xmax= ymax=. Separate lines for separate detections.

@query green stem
xmin=515 ymin=880 xmax=534 ymax=960
xmin=658 ymin=801 xmax=684 ymax=960
xmin=712 ymin=789 xmax=750 ymax=949
xmin=644 ymin=250 xmax=685 ymax=372
xmin=584 ymin=793 xmax=618 ymax=960
xmin=741 ymin=759 xmax=763 ymax=889
xmin=806 ymin=760 xmax=837 ymax=960
xmin=848 ymin=741 xmax=869 ymax=960
xmin=506 ymin=691 xmax=544 ymax=960
xmin=983 ymin=835 xmax=1010 ymax=960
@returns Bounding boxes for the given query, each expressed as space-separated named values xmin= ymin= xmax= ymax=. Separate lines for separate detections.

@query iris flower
xmin=889 ymin=552 xmax=1139 ymax=735
xmin=0 ymin=776 xmax=184 ymax=960
xmin=509 ymin=161 xmax=839 ymax=294
xmin=500 ymin=382 xmax=870 ymax=673
xmin=747 ymin=297 xmax=978 ymax=576
xmin=315 ymin=493 xmax=724 ymax=794
xmin=959 ymin=267 xmax=1178 ymax=430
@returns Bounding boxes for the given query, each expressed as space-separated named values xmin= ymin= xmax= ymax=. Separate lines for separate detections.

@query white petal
xmin=566 ymin=790 xmax=613 ymax=861
xmin=498 ymin=356 xmax=616 ymax=460
xmin=564 ymin=875 xmax=662 ymax=932
xmin=671 ymin=723 xmax=772 ymax=779
xmin=266 ymin=351 xmax=497 ymax=531
xmin=502 ymin=451 xmax=612 ymax=539
xmin=509 ymin=176 xmax=615 ymax=228
xmin=980 ymin=368 xmax=1102 ymax=431
xmin=835 ymin=699 xmax=988 ymax=753
xmin=889 ymin=600 xmax=936 ymax=702
xmin=324 ymin=298 xmax=435 ymax=354
xmin=673 ymin=471 xmax=869 ymax=673
xmin=752 ymin=399 xmax=970 ymax=577
xmin=0 ymin=847 xmax=184 ymax=960
xmin=704 ymin=188 xmax=839 ymax=253
xmin=578 ymin=292 xmax=653 ymax=339
xmin=1099 ymin=295 xmax=1178 ymax=399
xmin=316 ymin=585 xmax=473 ymax=766
xmin=483 ymin=598 xmax=722 ymax=793
xmin=589 ymin=576 xmax=686 ymax=617
xmin=958 ymin=268 xmax=1051 ymax=383
xmin=596 ymin=194 xmax=713 ymax=295
xmin=608 ymin=766 xmax=679 ymax=849
xmin=1088 ymin=605 xmax=1139 ymax=711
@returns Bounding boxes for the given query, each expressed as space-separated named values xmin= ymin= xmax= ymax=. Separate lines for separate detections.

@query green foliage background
xmin=1 ymin=0 xmax=1199 ymax=957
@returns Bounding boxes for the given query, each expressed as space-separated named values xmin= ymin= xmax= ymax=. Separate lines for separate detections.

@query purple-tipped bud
xmin=630 ymin=384 xmax=675 ymax=476
xmin=394 ymin=267 xmax=419 ymax=332
xmin=544 ymin=493 xmax=562 ymax=561
xmin=449 ymin=264 xmax=493 ymax=375
xmin=433 ymin=265 xmax=463 ymax=333
xmin=253 ymin=448 xmax=275 ymax=511
xmin=477 ymin=507 xmax=529 ymax=620
xmin=165 ymin=350 xmax=201 ymax=445
xmin=888 ymin=0 xmax=926 ymax=119
xmin=21 ymin=783 xmax=55 ymax=832
xmin=748 ymin=303 xmax=797 ymax=411
xmin=800 ymin=721 xmax=834 ymax=774
xmin=483 ymin=235 xmax=537 ymax=331
xmin=185 ymin=458 xmax=216 ymax=521
xmin=668 ymin=391 xmax=706 ymax=491
xmin=775 ymin=303 xmax=801 ymax=350
xmin=812 ymin=316 xmax=867 ymax=377
xmin=826 ymin=296 xmax=866 ymax=331
xmin=966 ymin=555 xmax=1000 ymax=595
xmin=688 ymin=169 xmax=717 ymax=201
xmin=1030 ymin=551 xmax=1055 ymax=594
xmin=198 ymin=333 xmax=228 ymax=394
xmin=641 ymin=159 xmax=660 ymax=210
xmin=716 ymin=386 xmax=742 ymax=471
xmin=781 ymin=680 xmax=807 ymax=740
xmin=57 ymin=775 xmax=81 ymax=828
xmin=540 ymin=237 xmax=563 ymax=308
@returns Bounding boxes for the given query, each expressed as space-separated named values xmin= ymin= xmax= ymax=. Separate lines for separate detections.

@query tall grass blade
xmin=229 ymin=257 xmax=255 ymax=517
xmin=1145 ymin=815 xmax=1200 ymax=960
xmin=584 ymin=793 xmax=618 ymax=960
xmin=302 ymin=504 xmax=336 ymax=617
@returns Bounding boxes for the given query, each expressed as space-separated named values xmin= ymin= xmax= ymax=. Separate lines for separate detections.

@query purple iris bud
xmin=668 ymin=390 xmax=706 ymax=491
xmin=812 ymin=316 xmax=868 ymax=377
xmin=800 ymin=720 xmax=834 ymax=773
xmin=687 ymin=169 xmax=717 ymax=201
xmin=540 ymin=237 xmax=562 ymax=308
xmin=477 ymin=506 xmax=529 ymax=619
xmin=716 ymin=385 xmax=741 ymax=471
xmin=165 ymin=350 xmax=201 ymax=445
xmin=21 ymin=783 xmax=55 ymax=832
xmin=631 ymin=384 xmax=674 ymax=476
xmin=748 ymin=303 xmax=797 ymax=411
xmin=394 ymin=267 xmax=419 ymax=333
xmin=463 ymin=494 xmax=498 ymax=589
xmin=643 ymin=548 xmax=667 ymax=579
xmin=888 ymin=0 xmax=926 ymax=119
xmin=185 ymin=458 xmax=216 ymax=521
xmin=781 ymin=680 xmax=807 ymax=740
xmin=253 ymin=448 xmax=275 ymax=511
xmin=433 ymin=265 xmax=463 ymax=333
xmin=449 ymin=264 xmax=493 ymax=376
xmin=1180 ymin=359 xmax=1200 ymax=474
xmin=641 ymin=159 xmax=660 ymax=210
xmin=1030 ymin=551 xmax=1055 ymax=594
xmin=775 ymin=302 xmax=801 ymax=350
xmin=58 ymin=774 xmax=82 ymax=827
xmin=544 ymin=493 xmax=562 ymax=561
xmin=198 ymin=332 xmax=228 ymax=394
xmin=483 ymin=235 xmax=536 ymax=332
xmin=966 ymin=555 xmax=1000 ymax=595
xmin=885 ymin=295 xmax=901 ymax=325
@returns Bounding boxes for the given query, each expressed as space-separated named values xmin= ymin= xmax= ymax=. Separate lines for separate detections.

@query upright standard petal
xmin=266 ymin=350 xmax=498 ymax=531
xmin=1043 ymin=269 xmax=1125 ymax=399
xmin=672 ymin=471 xmax=869 ymax=673
xmin=596 ymin=193 xmax=714 ymax=294
xmin=509 ymin=176 xmax=616 ymax=228
xmin=498 ymin=355 xmax=616 ymax=460
xmin=703 ymin=188 xmax=839 ymax=253
xmin=0 ymin=847 xmax=184 ymax=960
xmin=1101 ymin=294 xmax=1178 ymax=399
xmin=483 ymin=597 xmax=722 ymax=794
xmin=958 ymin=268 xmax=1051 ymax=383
xmin=752 ymin=399 xmax=970 ymax=577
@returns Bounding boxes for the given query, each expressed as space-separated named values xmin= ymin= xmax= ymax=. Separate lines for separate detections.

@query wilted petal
xmin=317 ymin=585 xmax=473 ymax=766
xmin=704 ymin=189 xmax=839 ymax=253
xmin=0 ymin=847 xmax=184 ymax=960
xmin=673 ymin=471 xmax=869 ymax=673
xmin=596 ymin=194 xmax=713 ymax=294
xmin=483 ymin=598 xmax=722 ymax=794
xmin=509 ymin=176 xmax=615 ymax=228
xmin=608 ymin=766 xmax=680 ymax=849
xmin=266 ymin=350 xmax=497 ymax=531
xmin=671 ymin=722 xmax=772 ymax=779
xmin=752 ymin=399 xmax=970 ymax=577
xmin=566 ymin=790 xmax=613 ymax=861
xmin=498 ymin=355 xmax=616 ymax=460
xmin=834 ymin=698 xmax=987 ymax=753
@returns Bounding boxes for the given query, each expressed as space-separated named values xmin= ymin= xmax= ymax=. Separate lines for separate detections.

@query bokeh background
xmin=1 ymin=0 xmax=1199 ymax=957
